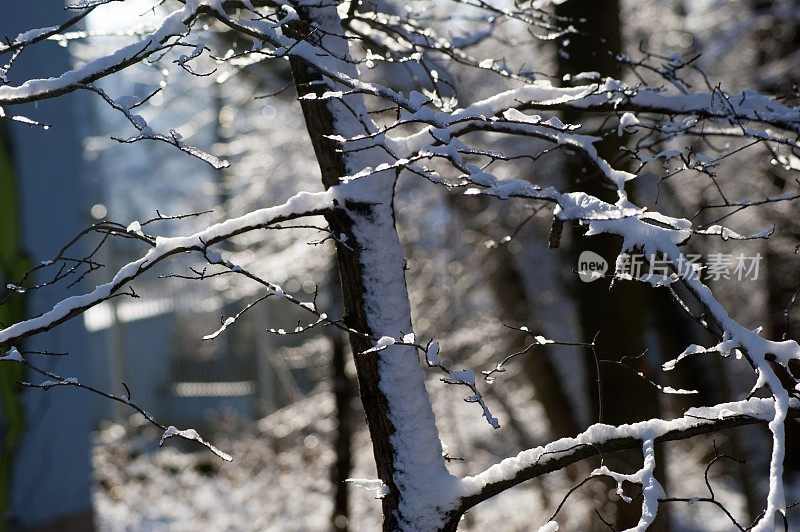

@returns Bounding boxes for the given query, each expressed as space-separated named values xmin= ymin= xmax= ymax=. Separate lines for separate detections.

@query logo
xmin=576 ymin=251 xmax=762 ymax=284
xmin=578 ymin=250 xmax=608 ymax=283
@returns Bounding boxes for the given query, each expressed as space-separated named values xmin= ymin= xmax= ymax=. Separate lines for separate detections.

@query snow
xmin=11 ymin=26 xmax=57 ymax=45
xmin=660 ymin=386 xmax=698 ymax=395
xmin=662 ymin=344 xmax=716 ymax=371
xmin=159 ymin=425 xmax=232 ymax=462
xmin=0 ymin=189 xmax=335 ymax=347
xmin=346 ymin=185 xmax=460 ymax=530
xmin=571 ymin=71 xmax=602 ymax=82
xmin=502 ymin=108 xmax=544 ymax=125
xmin=553 ymin=191 xmax=641 ymax=221
xmin=425 ymin=341 xmax=441 ymax=366
xmin=460 ymin=398 xmax=780 ymax=499
xmin=116 ymin=95 xmax=139 ymax=110
xmin=204 ymin=250 xmax=222 ymax=263
xmin=346 ymin=478 xmax=390 ymax=498
xmin=447 ymin=369 xmax=475 ymax=386
xmin=0 ymin=347 xmax=22 ymax=362
xmin=126 ymin=220 xmax=143 ymax=236
xmin=0 ymin=4 xmax=194 ymax=103
xmin=376 ymin=335 xmax=396 ymax=348
xmin=618 ymin=111 xmax=640 ymax=135
xmin=202 ymin=316 xmax=236 ymax=341
xmin=537 ymin=522 xmax=559 ymax=532
xmin=175 ymin=43 xmax=205 ymax=67
xmin=694 ymin=224 xmax=774 ymax=241
xmin=270 ymin=4 xmax=461 ymax=528
xmin=270 ymin=4 xmax=299 ymax=28
xmin=7 ymin=0 xmax=800 ymax=529
xmin=570 ymin=197 xmax=799 ymax=528
xmin=361 ymin=336 xmax=399 ymax=354
xmin=589 ymin=438 xmax=665 ymax=531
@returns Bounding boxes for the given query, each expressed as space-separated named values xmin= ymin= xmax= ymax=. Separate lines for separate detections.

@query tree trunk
xmin=751 ymin=0 xmax=800 ymax=477
xmin=330 ymin=328 xmax=354 ymax=531
xmin=554 ymin=1 xmax=668 ymax=529
xmin=450 ymin=196 xmax=580 ymax=440
xmin=287 ymin=5 xmax=454 ymax=529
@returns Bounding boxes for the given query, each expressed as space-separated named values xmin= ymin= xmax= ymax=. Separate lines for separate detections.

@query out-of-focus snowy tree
xmin=2 ymin=1 xmax=800 ymax=530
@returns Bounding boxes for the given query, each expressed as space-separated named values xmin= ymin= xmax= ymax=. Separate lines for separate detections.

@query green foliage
xmin=0 ymin=122 xmax=27 ymax=532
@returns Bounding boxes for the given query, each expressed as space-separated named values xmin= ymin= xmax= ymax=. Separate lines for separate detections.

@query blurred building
xmin=2 ymin=2 xmax=328 ymax=529
xmin=1 ymin=4 xmax=96 ymax=531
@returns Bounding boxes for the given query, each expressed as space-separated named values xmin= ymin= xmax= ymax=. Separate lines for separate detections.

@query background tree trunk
xmin=554 ymin=1 xmax=668 ymax=528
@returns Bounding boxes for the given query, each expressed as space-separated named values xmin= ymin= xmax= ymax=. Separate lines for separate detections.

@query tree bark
xmin=289 ymin=51 xmax=405 ymax=530
xmin=330 ymin=328 xmax=354 ymax=531
xmin=287 ymin=5 xmax=453 ymax=529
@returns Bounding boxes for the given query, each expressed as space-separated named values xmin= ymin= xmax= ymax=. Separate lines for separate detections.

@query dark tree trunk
xmin=449 ymin=196 xmax=580 ymax=441
xmin=289 ymin=52 xmax=403 ymax=528
xmin=750 ymin=0 xmax=800 ymax=478
xmin=287 ymin=9 xmax=450 ymax=528
xmin=554 ymin=2 xmax=669 ymax=529
xmin=330 ymin=329 xmax=355 ymax=531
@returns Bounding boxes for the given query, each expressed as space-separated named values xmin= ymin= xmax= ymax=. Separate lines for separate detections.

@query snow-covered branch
xmin=3 ymin=349 xmax=231 ymax=461
xmin=5 ymin=0 xmax=800 ymax=529
xmin=0 ymin=1 xmax=209 ymax=106
xmin=453 ymin=398 xmax=799 ymax=521
xmin=0 ymin=189 xmax=335 ymax=347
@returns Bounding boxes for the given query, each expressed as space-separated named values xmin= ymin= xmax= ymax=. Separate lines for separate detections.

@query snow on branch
xmin=361 ymin=335 xmax=501 ymax=429
xmin=0 ymin=0 xmax=110 ymax=65
xmin=159 ymin=426 xmax=232 ymax=462
xmin=4 ymin=348 xmax=231 ymax=460
xmin=0 ymin=0 xmax=209 ymax=106
xmin=346 ymin=478 xmax=390 ymax=499
xmin=558 ymin=215 xmax=800 ymax=529
xmin=356 ymin=78 xmax=800 ymax=156
xmin=482 ymin=325 xmax=585 ymax=383
xmin=590 ymin=438 xmax=664 ymax=531
xmin=112 ymin=127 xmax=229 ymax=169
xmin=0 ymin=189 xmax=336 ymax=347
xmin=307 ymin=77 xmax=800 ymax=203
xmin=0 ymin=106 xmax=50 ymax=128
xmin=691 ymin=224 xmax=774 ymax=241
xmin=5 ymin=1 xmax=800 ymax=527
xmin=455 ymin=398 xmax=798 ymax=515
xmin=79 ymin=83 xmax=228 ymax=168
xmin=193 ymin=246 xmax=370 ymax=342
xmin=482 ymin=80 xmax=800 ymax=132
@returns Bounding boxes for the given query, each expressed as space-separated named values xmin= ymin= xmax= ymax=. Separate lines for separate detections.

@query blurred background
xmin=2 ymin=0 xmax=800 ymax=530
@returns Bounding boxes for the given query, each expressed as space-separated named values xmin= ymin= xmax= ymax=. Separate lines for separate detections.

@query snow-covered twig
xmin=0 ymin=189 xmax=336 ymax=346
xmin=8 ymin=350 xmax=231 ymax=460
xmin=419 ymin=340 xmax=499 ymax=429
xmin=482 ymin=325 xmax=589 ymax=382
